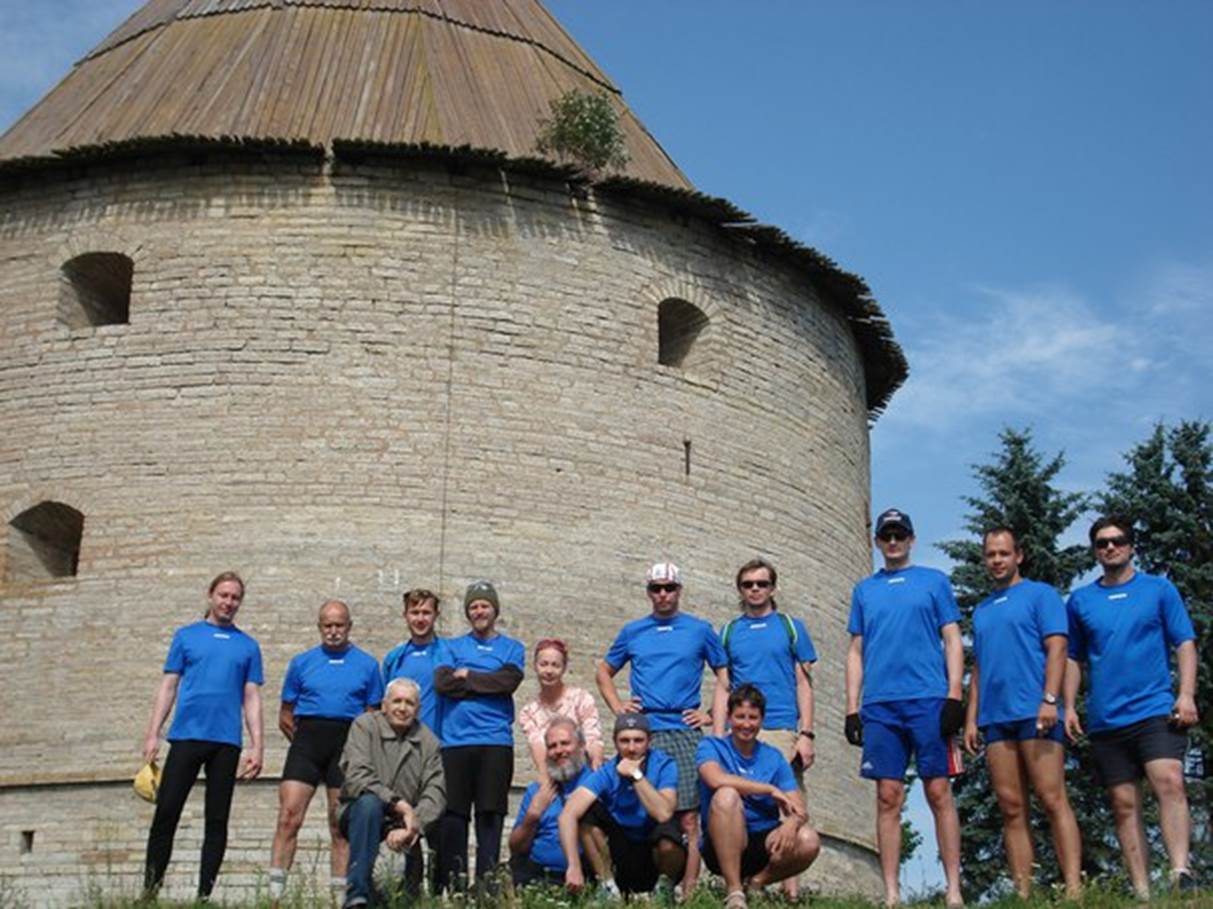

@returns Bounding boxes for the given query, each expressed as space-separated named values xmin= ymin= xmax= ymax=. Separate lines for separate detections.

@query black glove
xmin=940 ymin=698 xmax=965 ymax=738
xmin=844 ymin=712 xmax=863 ymax=747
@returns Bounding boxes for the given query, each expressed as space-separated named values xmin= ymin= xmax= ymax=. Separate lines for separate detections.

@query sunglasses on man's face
xmin=1094 ymin=535 xmax=1130 ymax=550
xmin=878 ymin=529 xmax=910 ymax=543
xmin=739 ymin=579 xmax=772 ymax=590
xmin=647 ymin=583 xmax=680 ymax=594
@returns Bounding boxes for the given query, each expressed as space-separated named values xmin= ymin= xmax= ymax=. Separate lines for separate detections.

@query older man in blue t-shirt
xmin=845 ymin=509 xmax=965 ymax=909
xmin=1064 ymin=515 xmax=1199 ymax=898
xmin=268 ymin=600 xmax=383 ymax=905
xmin=597 ymin=561 xmax=728 ymax=895
xmin=508 ymin=716 xmax=593 ymax=887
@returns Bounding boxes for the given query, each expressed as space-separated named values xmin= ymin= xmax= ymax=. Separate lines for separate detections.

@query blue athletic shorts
xmin=983 ymin=717 xmax=1064 ymax=745
xmin=860 ymin=698 xmax=963 ymax=780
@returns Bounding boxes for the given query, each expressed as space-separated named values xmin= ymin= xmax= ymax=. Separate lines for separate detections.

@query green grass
xmin=57 ymin=878 xmax=1209 ymax=909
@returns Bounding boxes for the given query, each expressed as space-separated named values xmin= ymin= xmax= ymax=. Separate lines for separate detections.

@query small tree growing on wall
xmin=536 ymin=88 xmax=630 ymax=176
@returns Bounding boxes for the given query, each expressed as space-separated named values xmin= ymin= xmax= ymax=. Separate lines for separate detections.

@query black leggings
xmin=144 ymin=739 xmax=240 ymax=897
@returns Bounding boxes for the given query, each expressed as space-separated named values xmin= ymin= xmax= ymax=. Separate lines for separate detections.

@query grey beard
xmin=547 ymin=752 xmax=586 ymax=784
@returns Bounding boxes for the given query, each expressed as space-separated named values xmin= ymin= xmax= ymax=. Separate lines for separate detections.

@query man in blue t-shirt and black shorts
xmin=1064 ymin=515 xmax=1200 ymax=898
xmin=267 ymin=600 xmax=384 ymax=905
xmin=845 ymin=509 xmax=965 ymax=908
xmin=597 ymin=561 xmax=728 ymax=896
xmin=558 ymin=714 xmax=686 ymax=900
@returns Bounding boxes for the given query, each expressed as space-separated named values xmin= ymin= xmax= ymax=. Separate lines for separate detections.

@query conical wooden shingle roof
xmin=0 ymin=0 xmax=691 ymax=188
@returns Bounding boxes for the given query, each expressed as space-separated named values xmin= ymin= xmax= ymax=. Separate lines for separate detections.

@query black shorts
xmin=282 ymin=717 xmax=352 ymax=788
xmin=441 ymin=745 xmax=513 ymax=816
xmin=1089 ymin=714 xmax=1189 ymax=786
xmin=702 ymin=827 xmax=773 ymax=879
xmin=585 ymin=807 xmax=685 ymax=894
xmin=509 ymin=854 xmax=565 ymax=889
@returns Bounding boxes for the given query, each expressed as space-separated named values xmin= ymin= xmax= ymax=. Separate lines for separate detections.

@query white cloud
xmin=881 ymin=282 xmax=1150 ymax=432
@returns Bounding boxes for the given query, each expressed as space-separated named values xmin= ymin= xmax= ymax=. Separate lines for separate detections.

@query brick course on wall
xmin=0 ymin=153 xmax=878 ymax=902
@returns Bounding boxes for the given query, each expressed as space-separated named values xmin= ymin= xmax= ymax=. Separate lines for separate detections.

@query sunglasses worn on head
xmin=1094 ymin=536 xmax=1130 ymax=550
xmin=878 ymin=529 xmax=910 ymax=542
xmin=739 ymin=580 xmax=772 ymax=590
xmin=647 ymin=583 xmax=679 ymax=594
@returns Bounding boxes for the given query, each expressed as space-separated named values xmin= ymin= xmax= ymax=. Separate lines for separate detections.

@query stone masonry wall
xmin=0 ymin=154 xmax=878 ymax=902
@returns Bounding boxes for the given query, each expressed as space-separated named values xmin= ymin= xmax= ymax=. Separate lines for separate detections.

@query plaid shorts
xmin=650 ymin=727 xmax=702 ymax=811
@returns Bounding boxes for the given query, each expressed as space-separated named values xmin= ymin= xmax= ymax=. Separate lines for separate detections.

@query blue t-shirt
xmin=282 ymin=643 xmax=383 ymax=721
xmin=1067 ymin=572 xmax=1195 ymax=733
xmin=604 ymin=612 xmax=727 ymax=730
xmin=847 ymin=565 xmax=960 ymax=705
xmin=720 ymin=612 xmax=817 ymax=730
xmin=435 ymin=632 xmax=525 ymax=747
xmin=382 ymin=637 xmax=448 ymax=736
xmin=164 ymin=621 xmax=264 ymax=747
xmin=972 ymin=580 xmax=1067 ymax=727
xmin=579 ymin=749 xmax=679 ymax=841
xmin=696 ymin=735 xmax=797 ymax=836
xmin=512 ymin=765 xmax=592 ymax=871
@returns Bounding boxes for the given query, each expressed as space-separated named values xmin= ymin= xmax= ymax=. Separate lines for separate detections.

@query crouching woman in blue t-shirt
xmin=698 ymin=685 xmax=820 ymax=909
xmin=140 ymin=571 xmax=265 ymax=900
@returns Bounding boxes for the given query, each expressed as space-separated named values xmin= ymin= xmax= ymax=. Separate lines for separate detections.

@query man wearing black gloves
xmin=845 ymin=509 xmax=965 ymax=908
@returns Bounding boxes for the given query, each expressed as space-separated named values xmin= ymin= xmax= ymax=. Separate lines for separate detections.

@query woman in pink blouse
xmin=518 ymin=638 xmax=605 ymax=777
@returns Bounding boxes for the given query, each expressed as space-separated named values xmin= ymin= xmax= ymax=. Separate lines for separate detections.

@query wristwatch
xmin=1041 ymin=692 xmax=1058 ymax=705
xmin=630 ymin=768 xmax=644 ymax=782
xmin=798 ymin=730 xmax=816 ymax=740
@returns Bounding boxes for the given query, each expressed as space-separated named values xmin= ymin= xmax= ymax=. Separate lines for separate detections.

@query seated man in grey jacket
xmin=338 ymin=677 xmax=446 ymax=908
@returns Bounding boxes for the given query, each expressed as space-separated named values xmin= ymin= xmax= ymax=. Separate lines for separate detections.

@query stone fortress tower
xmin=0 ymin=0 xmax=906 ymax=902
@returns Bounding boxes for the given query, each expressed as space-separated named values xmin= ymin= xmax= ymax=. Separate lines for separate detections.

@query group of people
xmin=138 ymin=508 xmax=1201 ymax=908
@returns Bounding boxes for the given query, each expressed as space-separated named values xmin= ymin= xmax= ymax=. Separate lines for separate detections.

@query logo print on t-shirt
xmin=887 ymin=578 xmax=906 ymax=585
xmin=1108 ymin=594 xmax=1128 ymax=601
xmin=213 ymin=633 xmax=231 ymax=640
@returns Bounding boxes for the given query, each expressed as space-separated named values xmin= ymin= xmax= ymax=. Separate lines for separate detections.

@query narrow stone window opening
xmin=6 ymin=501 xmax=84 ymax=581
xmin=20 ymin=831 xmax=35 ymax=854
xmin=59 ymin=252 xmax=133 ymax=328
xmin=684 ymin=439 xmax=692 ymax=477
xmin=658 ymin=298 xmax=709 ymax=369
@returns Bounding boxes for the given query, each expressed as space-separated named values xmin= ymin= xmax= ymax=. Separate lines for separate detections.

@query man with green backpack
xmin=712 ymin=559 xmax=818 ymax=772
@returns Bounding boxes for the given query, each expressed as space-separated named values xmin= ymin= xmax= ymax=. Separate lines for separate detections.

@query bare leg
xmin=986 ymin=742 xmax=1033 ymax=898
xmin=875 ymin=778 xmax=905 ymax=907
xmin=1022 ymin=739 xmax=1082 ymax=899
xmin=749 ymin=825 xmax=820 ymax=888
xmin=578 ymin=822 xmax=613 ymax=882
xmin=679 ymin=810 xmax=701 ymax=894
xmin=653 ymin=837 xmax=688 ymax=885
xmin=706 ymin=787 xmax=748 ymax=894
xmin=923 ymin=776 xmax=963 ymax=906
xmin=1143 ymin=758 xmax=1190 ymax=874
xmin=1107 ymin=780 xmax=1150 ymax=898
xmin=270 ymin=780 xmax=317 ymax=872
xmin=324 ymin=786 xmax=349 ymax=879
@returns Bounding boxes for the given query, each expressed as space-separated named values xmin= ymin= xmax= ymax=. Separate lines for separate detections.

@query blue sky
xmin=3 ymin=0 xmax=1210 ymax=894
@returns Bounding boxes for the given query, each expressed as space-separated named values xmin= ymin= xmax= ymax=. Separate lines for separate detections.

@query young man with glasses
xmin=1064 ymin=515 xmax=1199 ymax=898
xmin=845 ymin=509 xmax=965 ymax=908
xmin=596 ymin=562 xmax=728 ymax=896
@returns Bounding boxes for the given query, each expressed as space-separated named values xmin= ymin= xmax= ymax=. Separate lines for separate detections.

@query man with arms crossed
xmin=845 ymin=509 xmax=965 ymax=908
xmin=699 ymin=684 xmax=820 ymax=909
xmin=268 ymin=600 xmax=384 ymax=905
xmin=508 ymin=716 xmax=593 ymax=888
xmin=962 ymin=528 xmax=1082 ymax=900
xmin=433 ymin=581 xmax=525 ymax=892
xmin=337 ymin=677 xmax=446 ymax=909
xmin=558 ymin=714 xmax=686 ymax=900
xmin=1065 ymin=515 xmax=1200 ymax=897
